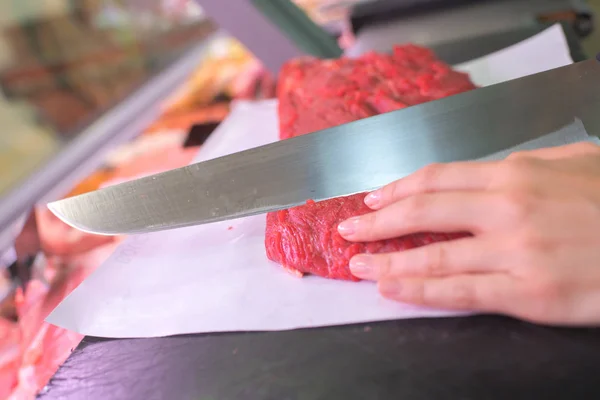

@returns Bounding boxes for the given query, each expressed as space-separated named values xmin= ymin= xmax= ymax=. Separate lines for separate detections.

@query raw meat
xmin=1 ymin=236 xmax=121 ymax=399
xmin=277 ymin=45 xmax=476 ymax=140
xmin=265 ymin=45 xmax=477 ymax=280
xmin=266 ymin=194 xmax=468 ymax=281
xmin=0 ymin=267 xmax=86 ymax=400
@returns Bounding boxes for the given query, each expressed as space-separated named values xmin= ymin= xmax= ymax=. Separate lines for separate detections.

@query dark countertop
xmin=39 ymin=23 xmax=597 ymax=400
xmin=39 ymin=316 xmax=600 ymax=400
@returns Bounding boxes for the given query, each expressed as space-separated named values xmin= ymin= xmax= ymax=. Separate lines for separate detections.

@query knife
xmin=48 ymin=58 xmax=600 ymax=235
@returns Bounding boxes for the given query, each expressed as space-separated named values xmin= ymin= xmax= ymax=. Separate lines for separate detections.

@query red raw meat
xmin=276 ymin=45 xmax=476 ymax=140
xmin=265 ymin=45 xmax=477 ymax=281
xmin=266 ymin=195 xmax=468 ymax=281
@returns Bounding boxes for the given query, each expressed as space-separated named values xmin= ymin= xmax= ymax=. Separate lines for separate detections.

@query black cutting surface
xmin=40 ymin=24 xmax=596 ymax=400
xmin=39 ymin=316 xmax=600 ymax=400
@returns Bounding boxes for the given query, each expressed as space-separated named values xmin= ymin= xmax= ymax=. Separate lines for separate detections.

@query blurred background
xmin=0 ymin=0 xmax=212 ymax=195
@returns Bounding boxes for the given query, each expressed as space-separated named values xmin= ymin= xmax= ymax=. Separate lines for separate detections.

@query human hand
xmin=337 ymin=142 xmax=600 ymax=326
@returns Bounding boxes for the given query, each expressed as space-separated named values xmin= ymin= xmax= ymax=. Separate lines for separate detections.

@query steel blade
xmin=49 ymin=58 xmax=600 ymax=235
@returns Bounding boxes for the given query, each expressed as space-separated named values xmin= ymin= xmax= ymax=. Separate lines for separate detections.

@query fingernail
xmin=349 ymin=255 xmax=374 ymax=278
xmin=364 ymin=190 xmax=381 ymax=208
xmin=338 ymin=217 xmax=361 ymax=236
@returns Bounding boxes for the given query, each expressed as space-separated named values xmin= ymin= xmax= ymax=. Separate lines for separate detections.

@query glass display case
xmin=0 ymin=0 xmax=216 ymax=238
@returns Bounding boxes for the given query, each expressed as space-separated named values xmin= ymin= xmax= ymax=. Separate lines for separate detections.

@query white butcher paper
xmin=47 ymin=24 xmax=593 ymax=338
xmin=453 ymin=23 xmax=573 ymax=86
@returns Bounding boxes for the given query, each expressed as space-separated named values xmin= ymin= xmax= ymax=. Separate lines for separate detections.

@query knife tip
xmin=47 ymin=198 xmax=130 ymax=236
xmin=46 ymin=200 xmax=75 ymax=229
xmin=46 ymin=199 xmax=66 ymax=221
xmin=46 ymin=199 xmax=102 ymax=236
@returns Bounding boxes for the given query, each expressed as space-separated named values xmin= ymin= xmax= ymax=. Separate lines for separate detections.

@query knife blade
xmin=48 ymin=58 xmax=600 ymax=235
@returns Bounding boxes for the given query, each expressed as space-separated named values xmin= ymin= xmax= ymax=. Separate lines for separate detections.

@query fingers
xmin=378 ymin=273 xmax=514 ymax=312
xmin=349 ymin=236 xmax=503 ymax=280
xmin=364 ymin=161 xmax=499 ymax=210
xmin=339 ymin=191 xmax=494 ymax=242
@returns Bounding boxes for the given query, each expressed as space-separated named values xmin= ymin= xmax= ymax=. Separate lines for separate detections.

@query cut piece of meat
xmin=265 ymin=193 xmax=469 ymax=281
xmin=276 ymin=45 xmax=477 ymax=140
xmin=266 ymin=45 xmax=477 ymax=281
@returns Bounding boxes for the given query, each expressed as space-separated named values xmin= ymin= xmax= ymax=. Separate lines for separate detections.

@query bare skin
xmin=337 ymin=142 xmax=600 ymax=326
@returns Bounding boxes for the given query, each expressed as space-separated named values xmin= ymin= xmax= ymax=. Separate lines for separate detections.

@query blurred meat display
xmin=293 ymin=0 xmax=356 ymax=25
xmin=0 ymin=15 xmax=280 ymax=394
xmin=159 ymin=37 xmax=277 ymax=117
xmin=0 ymin=0 xmax=215 ymax=135
xmin=293 ymin=0 xmax=357 ymax=48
